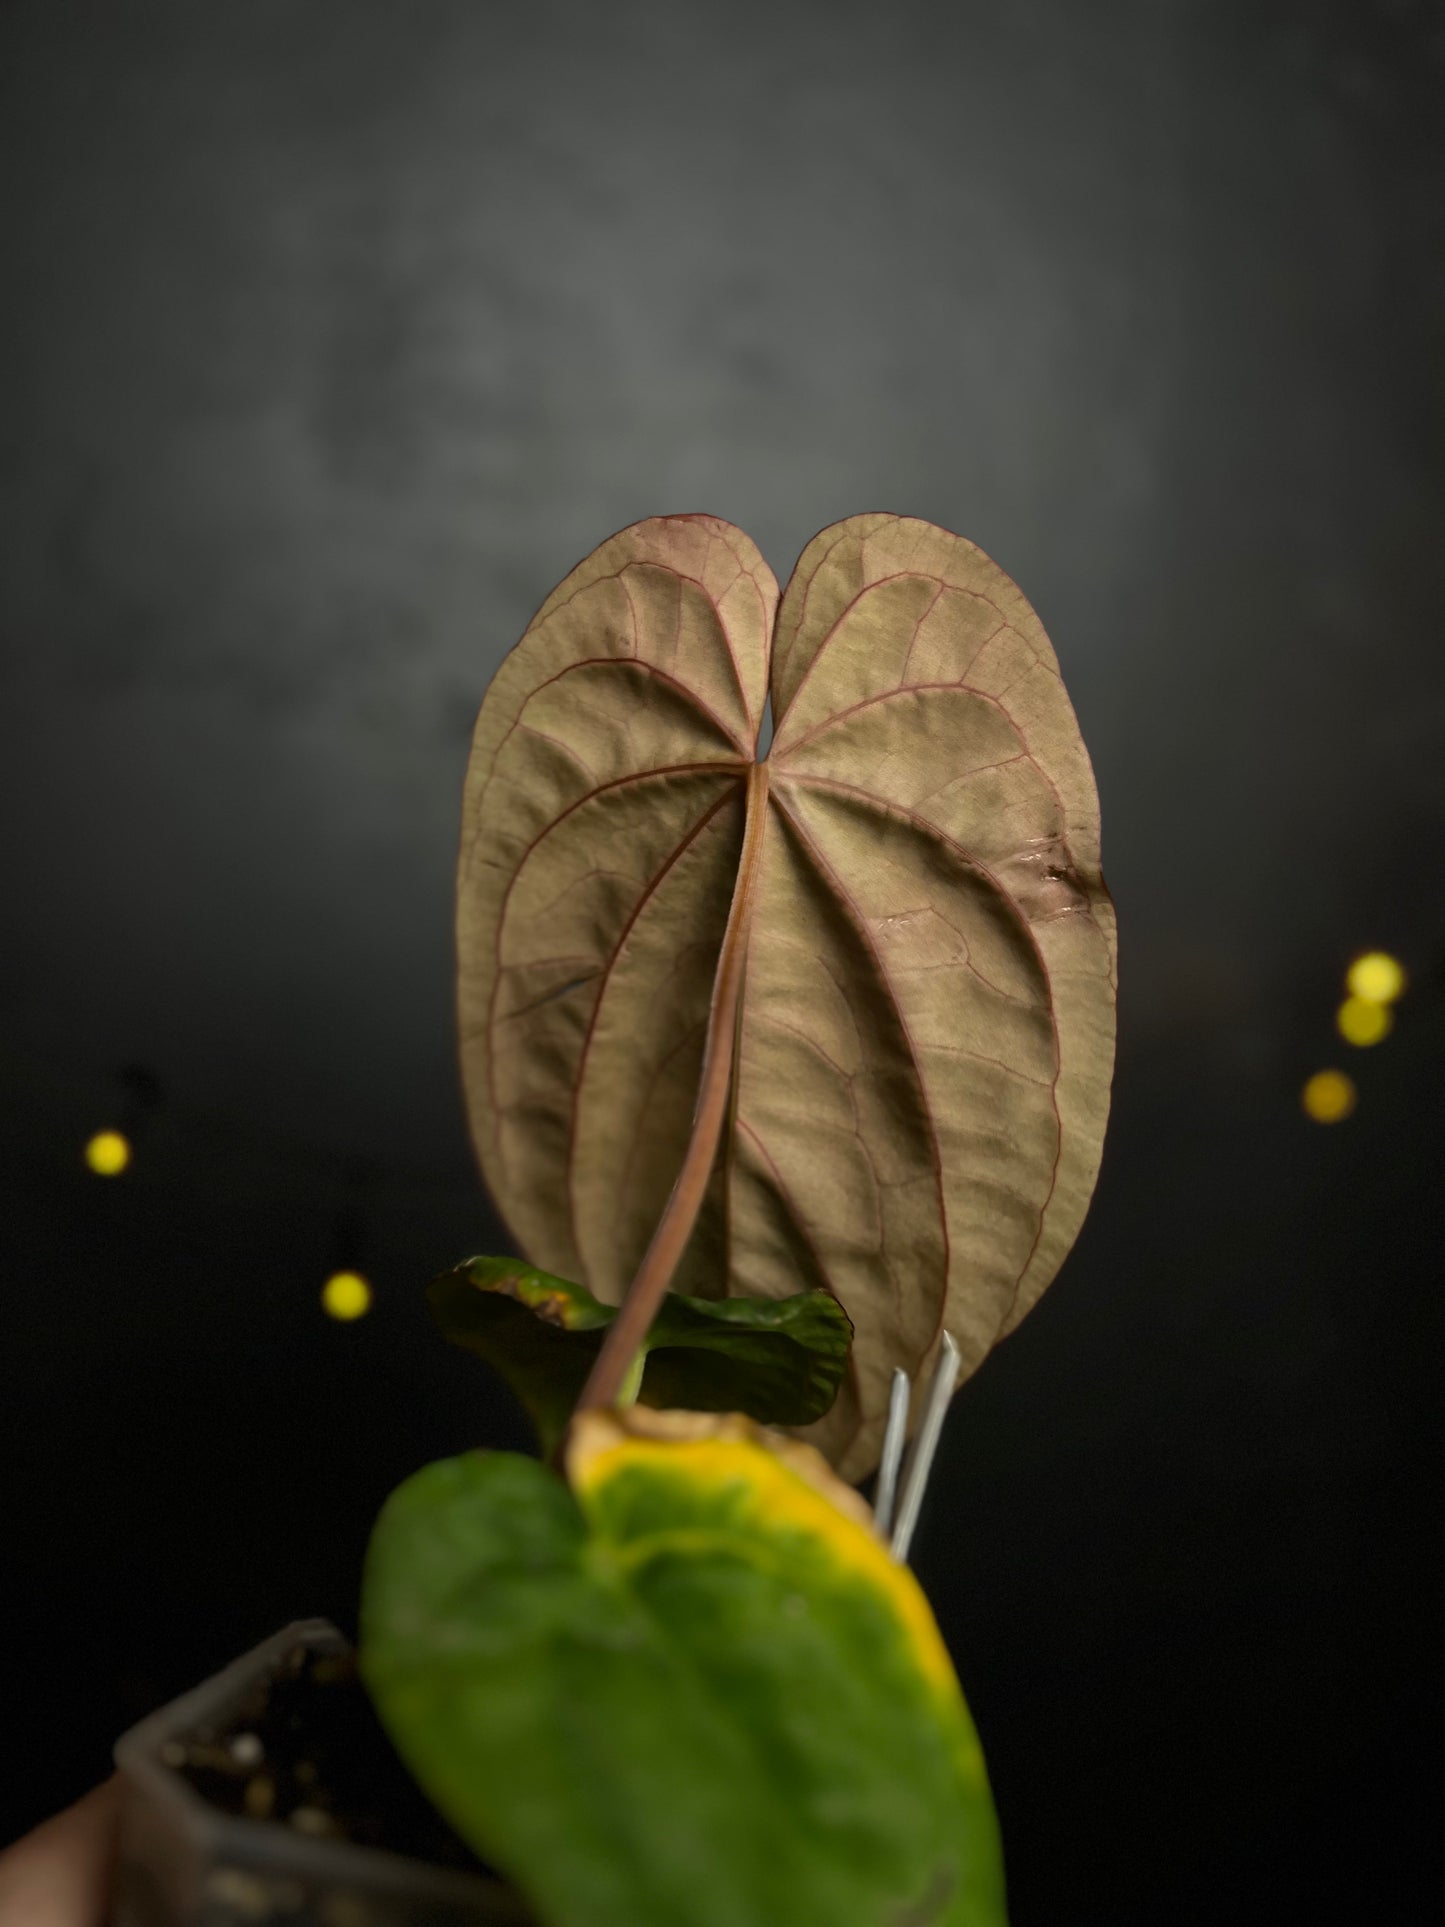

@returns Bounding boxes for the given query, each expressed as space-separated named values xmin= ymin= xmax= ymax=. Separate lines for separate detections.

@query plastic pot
xmin=111 ymin=1618 xmax=531 ymax=1926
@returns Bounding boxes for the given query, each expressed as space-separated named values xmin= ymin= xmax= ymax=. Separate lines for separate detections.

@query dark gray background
xmin=2 ymin=1 xmax=1442 ymax=1919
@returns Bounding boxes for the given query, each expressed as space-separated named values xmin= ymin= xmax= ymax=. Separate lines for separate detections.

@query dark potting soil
xmin=167 ymin=1641 xmax=492 ymax=1876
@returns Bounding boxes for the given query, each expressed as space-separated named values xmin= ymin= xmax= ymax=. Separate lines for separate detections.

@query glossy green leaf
xmin=428 ymin=1256 xmax=852 ymax=1454
xmin=361 ymin=1410 xmax=1006 ymax=1927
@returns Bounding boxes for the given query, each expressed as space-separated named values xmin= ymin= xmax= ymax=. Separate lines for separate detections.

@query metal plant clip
xmin=888 ymin=1332 xmax=961 ymax=1564
xmin=873 ymin=1368 xmax=911 ymax=1538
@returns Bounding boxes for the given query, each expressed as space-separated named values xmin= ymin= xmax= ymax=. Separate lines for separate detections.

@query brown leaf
xmin=457 ymin=514 xmax=1116 ymax=1479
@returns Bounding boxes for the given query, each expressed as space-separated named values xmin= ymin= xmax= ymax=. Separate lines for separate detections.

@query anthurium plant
xmin=359 ymin=514 xmax=1117 ymax=1926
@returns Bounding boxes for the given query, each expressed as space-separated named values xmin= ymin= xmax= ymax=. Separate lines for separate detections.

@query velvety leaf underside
xmin=458 ymin=514 xmax=1115 ymax=1476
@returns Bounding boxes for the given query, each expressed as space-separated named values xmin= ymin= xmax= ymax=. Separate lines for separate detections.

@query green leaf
xmin=428 ymin=1256 xmax=852 ymax=1454
xmin=361 ymin=1410 xmax=1007 ymax=1927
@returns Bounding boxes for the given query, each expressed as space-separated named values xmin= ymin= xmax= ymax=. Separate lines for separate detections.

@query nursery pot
xmin=111 ymin=1618 xmax=532 ymax=1926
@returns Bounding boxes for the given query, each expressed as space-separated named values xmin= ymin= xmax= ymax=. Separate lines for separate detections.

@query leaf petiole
xmin=573 ymin=759 xmax=771 ymax=1419
xmin=616 ymin=1347 xmax=646 ymax=1409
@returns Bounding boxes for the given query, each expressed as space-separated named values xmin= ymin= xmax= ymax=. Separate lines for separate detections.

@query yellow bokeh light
xmin=322 ymin=1270 xmax=372 ymax=1321
xmin=1345 ymin=950 xmax=1405 ymax=1005
xmin=85 ymin=1129 xmax=132 ymax=1176
xmin=1336 ymin=996 xmax=1393 ymax=1047
xmin=1301 ymin=1069 xmax=1357 ymax=1124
